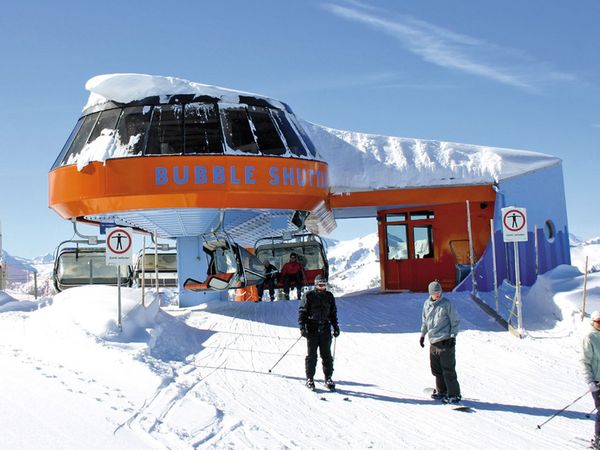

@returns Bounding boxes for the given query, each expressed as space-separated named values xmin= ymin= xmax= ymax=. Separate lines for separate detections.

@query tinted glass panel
xmin=184 ymin=103 xmax=224 ymax=154
xmin=255 ymin=244 xmax=325 ymax=271
xmin=413 ymin=225 xmax=434 ymax=258
xmin=221 ymin=107 xmax=258 ymax=153
xmin=146 ymin=105 xmax=183 ymax=155
xmin=386 ymin=213 xmax=406 ymax=222
xmin=247 ymin=106 xmax=285 ymax=155
xmin=53 ymin=117 xmax=84 ymax=168
xmin=114 ymin=106 xmax=152 ymax=156
xmin=62 ymin=113 xmax=100 ymax=166
xmin=57 ymin=252 xmax=130 ymax=284
xmin=238 ymin=246 xmax=265 ymax=284
xmin=386 ymin=224 xmax=408 ymax=260
xmin=271 ymin=110 xmax=306 ymax=156
xmin=138 ymin=254 xmax=177 ymax=271
xmin=288 ymin=114 xmax=317 ymax=156
xmin=87 ymin=108 xmax=121 ymax=143
xmin=411 ymin=211 xmax=435 ymax=220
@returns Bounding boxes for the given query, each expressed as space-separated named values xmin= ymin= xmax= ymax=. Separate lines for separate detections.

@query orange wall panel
xmin=49 ymin=156 xmax=329 ymax=218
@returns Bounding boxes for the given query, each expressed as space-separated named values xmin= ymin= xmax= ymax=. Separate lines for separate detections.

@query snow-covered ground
xmin=1 ymin=235 xmax=600 ymax=449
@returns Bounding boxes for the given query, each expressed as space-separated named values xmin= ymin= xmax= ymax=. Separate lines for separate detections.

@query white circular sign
xmin=107 ymin=228 xmax=132 ymax=254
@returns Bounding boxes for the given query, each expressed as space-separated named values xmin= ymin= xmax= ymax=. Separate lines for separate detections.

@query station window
xmin=184 ymin=103 xmax=224 ymax=154
xmin=386 ymin=213 xmax=406 ymax=222
xmin=271 ymin=110 xmax=307 ymax=156
xmin=52 ymin=117 xmax=84 ymax=168
xmin=289 ymin=114 xmax=317 ymax=156
xmin=55 ymin=101 xmax=319 ymax=167
xmin=383 ymin=210 xmax=435 ymax=260
xmin=114 ymin=106 xmax=152 ymax=156
xmin=221 ymin=107 xmax=259 ymax=154
xmin=413 ymin=225 xmax=434 ymax=258
xmin=247 ymin=106 xmax=285 ymax=155
xmin=410 ymin=211 xmax=435 ymax=220
xmin=87 ymin=108 xmax=121 ymax=144
xmin=62 ymin=112 xmax=100 ymax=166
xmin=544 ymin=219 xmax=556 ymax=242
xmin=386 ymin=224 xmax=408 ymax=260
xmin=145 ymin=105 xmax=184 ymax=155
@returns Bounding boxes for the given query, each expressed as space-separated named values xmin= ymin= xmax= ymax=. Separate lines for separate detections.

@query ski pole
xmin=333 ymin=336 xmax=337 ymax=361
xmin=268 ymin=336 xmax=302 ymax=373
xmin=536 ymin=390 xmax=589 ymax=429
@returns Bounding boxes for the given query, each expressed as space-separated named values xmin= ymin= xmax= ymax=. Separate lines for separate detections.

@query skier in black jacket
xmin=298 ymin=274 xmax=340 ymax=390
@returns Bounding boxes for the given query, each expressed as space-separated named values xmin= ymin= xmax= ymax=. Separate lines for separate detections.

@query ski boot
xmin=430 ymin=389 xmax=447 ymax=401
xmin=443 ymin=395 xmax=462 ymax=405
xmin=306 ymin=378 xmax=315 ymax=391
xmin=325 ymin=378 xmax=336 ymax=391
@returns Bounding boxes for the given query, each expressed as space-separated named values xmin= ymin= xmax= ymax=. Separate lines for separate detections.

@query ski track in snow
xmin=0 ymin=291 xmax=593 ymax=449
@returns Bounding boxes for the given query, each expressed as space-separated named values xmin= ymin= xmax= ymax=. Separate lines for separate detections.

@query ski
xmin=304 ymin=380 xmax=350 ymax=401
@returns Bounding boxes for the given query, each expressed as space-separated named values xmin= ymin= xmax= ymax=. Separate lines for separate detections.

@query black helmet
xmin=314 ymin=274 xmax=328 ymax=286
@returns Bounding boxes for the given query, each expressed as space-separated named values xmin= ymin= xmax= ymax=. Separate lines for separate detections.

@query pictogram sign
xmin=501 ymin=207 xmax=528 ymax=242
xmin=106 ymin=227 xmax=133 ymax=265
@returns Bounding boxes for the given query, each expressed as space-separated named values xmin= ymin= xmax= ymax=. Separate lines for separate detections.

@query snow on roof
xmin=302 ymin=121 xmax=561 ymax=193
xmin=81 ymin=74 xmax=561 ymax=192
xmin=83 ymin=73 xmax=286 ymax=111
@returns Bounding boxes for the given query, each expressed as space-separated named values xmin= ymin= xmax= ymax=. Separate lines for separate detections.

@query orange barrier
xmin=234 ymin=286 xmax=259 ymax=302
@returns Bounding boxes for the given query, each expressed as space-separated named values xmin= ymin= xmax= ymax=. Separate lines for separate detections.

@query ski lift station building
xmin=49 ymin=74 xmax=570 ymax=307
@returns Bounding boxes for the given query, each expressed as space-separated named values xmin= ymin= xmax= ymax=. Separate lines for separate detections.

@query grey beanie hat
xmin=428 ymin=281 xmax=442 ymax=295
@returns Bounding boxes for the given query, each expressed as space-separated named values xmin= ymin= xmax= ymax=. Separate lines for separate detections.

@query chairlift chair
xmin=53 ymin=241 xmax=133 ymax=292
xmin=254 ymin=232 xmax=329 ymax=288
xmin=133 ymin=246 xmax=178 ymax=288
xmin=183 ymin=231 xmax=266 ymax=292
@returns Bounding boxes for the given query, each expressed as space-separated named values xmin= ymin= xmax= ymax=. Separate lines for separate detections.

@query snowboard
xmin=423 ymin=388 xmax=474 ymax=412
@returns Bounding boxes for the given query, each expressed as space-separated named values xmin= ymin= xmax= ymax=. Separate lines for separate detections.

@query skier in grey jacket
xmin=420 ymin=280 xmax=461 ymax=404
xmin=580 ymin=310 xmax=600 ymax=449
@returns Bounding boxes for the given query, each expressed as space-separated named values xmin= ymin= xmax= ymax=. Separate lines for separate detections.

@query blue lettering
xmin=296 ymin=168 xmax=306 ymax=187
xmin=230 ymin=166 xmax=241 ymax=184
xmin=282 ymin=168 xmax=294 ymax=186
xmin=155 ymin=167 xmax=168 ymax=185
xmin=245 ymin=166 xmax=256 ymax=184
xmin=269 ymin=167 xmax=280 ymax=185
xmin=194 ymin=166 xmax=207 ymax=184
xmin=174 ymin=166 xmax=189 ymax=185
xmin=307 ymin=169 xmax=314 ymax=187
xmin=213 ymin=166 xmax=225 ymax=184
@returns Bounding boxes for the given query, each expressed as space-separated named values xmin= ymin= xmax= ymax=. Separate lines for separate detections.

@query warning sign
xmin=501 ymin=207 xmax=528 ymax=242
xmin=106 ymin=227 xmax=133 ymax=265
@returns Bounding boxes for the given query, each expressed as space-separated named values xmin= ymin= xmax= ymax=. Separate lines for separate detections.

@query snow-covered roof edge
xmin=84 ymin=73 xmax=288 ymax=111
xmin=301 ymin=120 xmax=561 ymax=193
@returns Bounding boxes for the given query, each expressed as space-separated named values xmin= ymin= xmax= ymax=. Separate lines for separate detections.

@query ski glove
xmin=300 ymin=326 xmax=308 ymax=338
xmin=419 ymin=336 xmax=425 ymax=348
xmin=333 ymin=326 xmax=340 ymax=337
xmin=589 ymin=382 xmax=600 ymax=393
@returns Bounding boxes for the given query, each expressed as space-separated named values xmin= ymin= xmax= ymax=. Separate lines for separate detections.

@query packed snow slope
xmin=1 ymin=264 xmax=599 ymax=449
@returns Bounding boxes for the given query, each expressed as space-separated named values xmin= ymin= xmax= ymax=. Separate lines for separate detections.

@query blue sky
xmin=1 ymin=0 xmax=599 ymax=258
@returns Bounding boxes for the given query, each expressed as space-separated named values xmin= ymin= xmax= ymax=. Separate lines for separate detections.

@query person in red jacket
xmin=280 ymin=252 xmax=305 ymax=300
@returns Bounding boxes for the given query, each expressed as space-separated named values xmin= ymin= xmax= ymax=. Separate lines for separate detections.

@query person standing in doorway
xmin=280 ymin=252 xmax=305 ymax=300
xmin=580 ymin=310 xmax=600 ymax=449
xmin=298 ymin=275 xmax=340 ymax=391
xmin=419 ymin=280 xmax=462 ymax=404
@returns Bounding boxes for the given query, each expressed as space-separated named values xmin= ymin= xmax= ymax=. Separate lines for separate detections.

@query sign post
xmin=501 ymin=207 xmax=528 ymax=338
xmin=105 ymin=227 xmax=133 ymax=331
